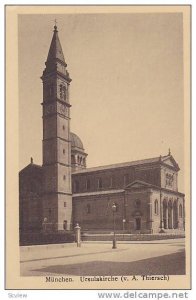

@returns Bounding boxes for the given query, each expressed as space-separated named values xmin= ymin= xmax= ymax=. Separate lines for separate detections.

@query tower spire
xmin=42 ymin=24 xmax=71 ymax=82
xmin=46 ymin=24 xmax=65 ymax=64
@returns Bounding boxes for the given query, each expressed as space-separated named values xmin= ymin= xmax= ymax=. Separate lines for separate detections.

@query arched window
xmin=71 ymin=155 xmax=75 ymax=164
xmin=74 ymin=180 xmax=79 ymax=193
xmin=110 ymin=176 xmax=113 ymax=188
xmin=86 ymin=179 xmax=90 ymax=190
xmin=98 ymin=178 xmax=102 ymax=189
xmin=135 ymin=199 xmax=141 ymax=208
xmin=60 ymin=84 xmax=67 ymax=100
xmin=48 ymin=208 xmax=52 ymax=221
xmin=86 ymin=204 xmax=91 ymax=214
xmin=154 ymin=199 xmax=158 ymax=215
xmin=114 ymin=202 xmax=119 ymax=212
xmin=179 ymin=204 xmax=183 ymax=218
xmin=124 ymin=174 xmax=129 ymax=186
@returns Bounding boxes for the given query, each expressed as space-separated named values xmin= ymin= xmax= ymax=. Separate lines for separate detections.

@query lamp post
xmin=112 ymin=203 xmax=117 ymax=249
xmin=122 ymin=218 xmax=126 ymax=240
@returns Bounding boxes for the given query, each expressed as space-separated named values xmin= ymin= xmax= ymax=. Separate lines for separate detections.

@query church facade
xmin=19 ymin=26 xmax=185 ymax=235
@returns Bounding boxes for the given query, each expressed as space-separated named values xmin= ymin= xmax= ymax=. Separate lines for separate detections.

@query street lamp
xmin=122 ymin=218 xmax=126 ymax=240
xmin=112 ymin=203 xmax=117 ymax=249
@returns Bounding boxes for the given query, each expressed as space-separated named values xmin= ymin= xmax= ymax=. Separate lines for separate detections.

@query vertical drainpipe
xmin=123 ymin=189 xmax=127 ymax=230
xmin=148 ymin=189 xmax=153 ymax=234
xmin=159 ymin=189 xmax=164 ymax=233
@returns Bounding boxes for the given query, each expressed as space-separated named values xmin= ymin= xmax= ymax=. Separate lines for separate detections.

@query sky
xmin=18 ymin=13 xmax=185 ymax=191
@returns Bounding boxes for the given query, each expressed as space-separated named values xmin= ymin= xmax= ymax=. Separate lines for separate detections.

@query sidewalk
xmin=20 ymin=238 xmax=185 ymax=276
xmin=20 ymin=238 xmax=185 ymax=263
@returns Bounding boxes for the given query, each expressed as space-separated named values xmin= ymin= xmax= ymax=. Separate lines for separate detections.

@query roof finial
xmin=31 ymin=157 xmax=33 ymax=164
xmin=168 ymin=148 xmax=171 ymax=156
xmin=54 ymin=19 xmax=58 ymax=31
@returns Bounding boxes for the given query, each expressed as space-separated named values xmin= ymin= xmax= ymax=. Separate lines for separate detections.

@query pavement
xmin=20 ymin=238 xmax=185 ymax=276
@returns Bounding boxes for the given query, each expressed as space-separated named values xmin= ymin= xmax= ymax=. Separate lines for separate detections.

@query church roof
xmin=72 ymin=154 xmax=179 ymax=174
xmin=70 ymin=132 xmax=84 ymax=150
xmin=46 ymin=25 xmax=66 ymax=65
xmin=19 ymin=162 xmax=43 ymax=174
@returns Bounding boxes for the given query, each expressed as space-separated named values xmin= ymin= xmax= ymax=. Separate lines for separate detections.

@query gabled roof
xmin=73 ymin=154 xmax=179 ymax=174
xmin=124 ymin=180 xmax=159 ymax=190
xmin=19 ymin=163 xmax=43 ymax=175
xmin=161 ymin=155 xmax=180 ymax=171
xmin=124 ymin=180 xmax=185 ymax=196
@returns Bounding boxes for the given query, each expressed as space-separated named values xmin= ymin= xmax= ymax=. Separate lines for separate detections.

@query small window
xmin=154 ymin=199 xmax=158 ymax=215
xmin=63 ymin=175 xmax=66 ymax=180
xmin=64 ymin=202 xmax=66 ymax=207
xmin=63 ymin=125 xmax=65 ymax=130
xmin=63 ymin=149 xmax=65 ymax=154
xmin=98 ymin=178 xmax=102 ymax=189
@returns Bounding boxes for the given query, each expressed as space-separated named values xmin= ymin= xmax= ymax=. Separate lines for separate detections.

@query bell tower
xmin=41 ymin=25 xmax=72 ymax=231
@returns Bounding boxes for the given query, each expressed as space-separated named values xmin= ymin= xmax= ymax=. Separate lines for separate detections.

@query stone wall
xmin=73 ymin=192 xmax=125 ymax=230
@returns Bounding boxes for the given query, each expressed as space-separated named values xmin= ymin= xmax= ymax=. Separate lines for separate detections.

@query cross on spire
xmin=54 ymin=19 xmax=58 ymax=31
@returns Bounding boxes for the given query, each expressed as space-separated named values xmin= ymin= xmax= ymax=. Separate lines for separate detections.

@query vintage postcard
xmin=5 ymin=5 xmax=191 ymax=290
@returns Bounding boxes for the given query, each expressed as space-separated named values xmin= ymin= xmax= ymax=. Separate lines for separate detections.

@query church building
xmin=19 ymin=25 xmax=185 ymax=235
